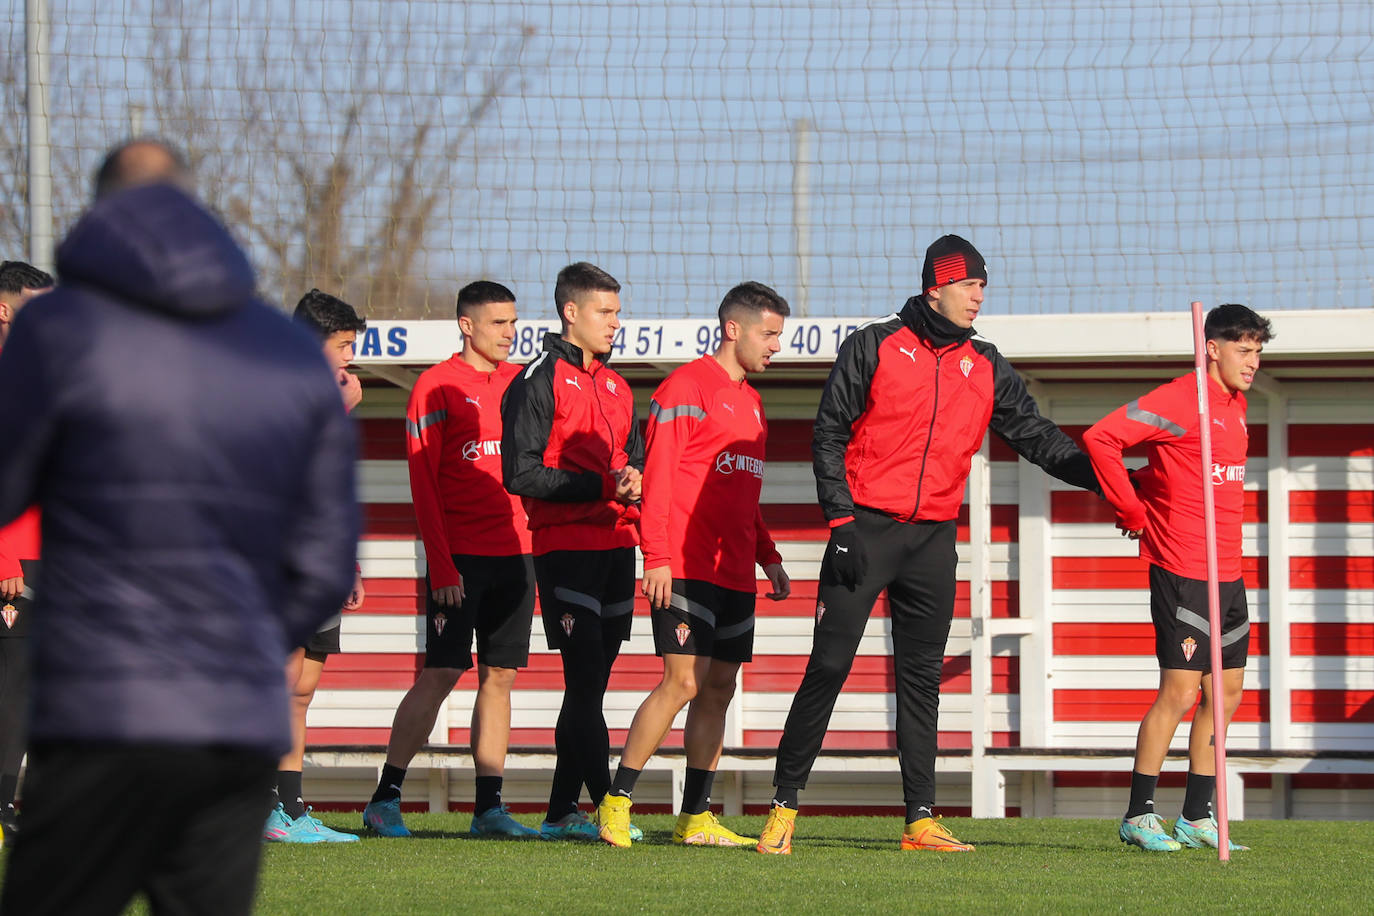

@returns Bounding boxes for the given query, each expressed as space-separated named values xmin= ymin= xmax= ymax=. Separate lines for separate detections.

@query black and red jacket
xmin=814 ymin=297 xmax=1099 ymax=525
xmin=501 ymin=333 xmax=645 ymax=554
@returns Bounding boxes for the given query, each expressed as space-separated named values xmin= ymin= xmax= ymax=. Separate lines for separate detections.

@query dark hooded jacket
xmin=0 ymin=184 xmax=358 ymax=755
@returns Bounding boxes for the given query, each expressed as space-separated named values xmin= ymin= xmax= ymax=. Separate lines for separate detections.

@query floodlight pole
xmin=1191 ymin=300 xmax=1231 ymax=862
xmin=26 ymin=0 xmax=54 ymax=273
xmin=792 ymin=118 xmax=812 ymax=317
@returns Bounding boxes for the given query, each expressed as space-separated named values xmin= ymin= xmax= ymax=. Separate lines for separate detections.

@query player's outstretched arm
xmin=986 ymin=349 xmax=1101 ymax=494
xmin=812 ymin=328 xmax=880 ymax=523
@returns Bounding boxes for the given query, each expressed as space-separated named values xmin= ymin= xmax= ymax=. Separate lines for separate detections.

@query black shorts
xmin=425 ymin=554 xmax=535 ymax=671
xmin=652 ymin=578 xmax=756 ymax=662
xmin=0 ymin=559 xmax=38 ymax=640
xmin=534 ymin=548 xmax=635 ymax=651
xmin=304 ymin=618 xmax=341 ymax=661
xmin=1149 ymin=564 xmax=1250 ymax=671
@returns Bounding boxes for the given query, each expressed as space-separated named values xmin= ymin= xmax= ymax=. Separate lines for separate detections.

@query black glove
xmin=825 ymin=521 xmax=868 ymax=589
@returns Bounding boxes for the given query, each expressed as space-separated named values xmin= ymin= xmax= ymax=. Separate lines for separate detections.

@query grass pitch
xmin=253 ymin=811 xmax=1370 ymax=914
xmin=11 ymin=811 xmax=1373 ymax=913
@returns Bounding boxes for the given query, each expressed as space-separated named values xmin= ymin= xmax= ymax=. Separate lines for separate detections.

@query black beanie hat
xmin=921 ymin=235 xmax=987 ymax=294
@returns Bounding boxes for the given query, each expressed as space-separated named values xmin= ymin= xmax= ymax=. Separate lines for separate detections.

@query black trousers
xmin=1 ymin=742 xmax=276 ymax=916
xmin=533 ymin=548 xmax=635 ymax=816
xmin=0 ymin=636 xmax=29 ymax=792
xmin=774 ymin=510 xmax=957 ymax=809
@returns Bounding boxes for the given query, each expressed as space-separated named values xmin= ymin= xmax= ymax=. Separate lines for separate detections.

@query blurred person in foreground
xmin=0 ymin=140 xmax=358 ymax=915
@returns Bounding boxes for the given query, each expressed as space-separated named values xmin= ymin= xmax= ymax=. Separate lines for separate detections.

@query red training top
xmin=405 ymin=356 xmax=532 ymax=589
xmin=1083 ymin=372 xmax=1249 ymax=580
xmin=640 ymin=356 xmax=782 ymax=591
xmin=0 ymin=505 xmax=39 ymax=581
xmin=0 ymin=343 xmax=40 ymax=581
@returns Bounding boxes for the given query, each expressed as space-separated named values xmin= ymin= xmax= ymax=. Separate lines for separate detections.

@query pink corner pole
xmin=1191 ymin=300 xmax=1231 ymax=862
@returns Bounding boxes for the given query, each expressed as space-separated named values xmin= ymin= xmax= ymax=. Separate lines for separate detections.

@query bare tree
xmin=2 ymin=0 xmax=539 ymax=317
xmin=144 ymin=2 xmax=539 ymax=317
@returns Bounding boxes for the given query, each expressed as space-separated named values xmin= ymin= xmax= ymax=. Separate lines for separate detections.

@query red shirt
xmin=1083 ymin=372 xmax=1249 ymax=580
xmin=405 ymin=356 xmax=531 ymax=588
xmin=641 ymin=357 xmax=782 ymax=591
xmin=0 ymin=505 xmax=39 ymax=580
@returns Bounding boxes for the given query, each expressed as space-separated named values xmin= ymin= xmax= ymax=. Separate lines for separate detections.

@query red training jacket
xmin=501 ymin=333 xmax=645 ymax=555
xmin=641 ymin=356 xmax=782 ymax=591
xmin=405 ymin=356 xmax=532 ymax=589
xmin=0 ymin=505 xmax=39 ymax=581
xmin=814 ymin=297 xmax=1099 ymax=525
xmin=1083 ymin=372 xmax=1249 ymax=581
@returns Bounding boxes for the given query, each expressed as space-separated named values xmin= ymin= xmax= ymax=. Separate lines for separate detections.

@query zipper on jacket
xmin=586 ymin=362 xmax=625 ymax=474
xmin=908 ymin=350 xmax=943 ymax=522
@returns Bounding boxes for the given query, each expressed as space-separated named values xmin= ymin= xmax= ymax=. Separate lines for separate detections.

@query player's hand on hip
xmin=642 ymin=565 xmax=672 ymax=612
xmin=763 ymin=563 xmax=791 ymax=601
xmin=0 ymin=576 xmax=22 ymax=601
xmin=826 ymin=521 xmax=867 ymax=589
xmin=432 ymin=582 xmax=464 ymax=607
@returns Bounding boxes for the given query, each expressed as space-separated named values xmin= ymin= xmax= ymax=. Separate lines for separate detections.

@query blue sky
xmin=16 ymin=0 xmax=1374 ymax=317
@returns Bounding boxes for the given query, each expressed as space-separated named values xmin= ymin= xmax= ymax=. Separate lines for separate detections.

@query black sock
xmin=371 ymin=764 xmax=407 ymax=804
xmin=1182 ymin=772 xmax=1215 ymax=821
xmin=610 ymin=765 xmax=640 ymax=799
xmin=475 ymin=776 xmax=504 ymax=816
xmin=277 ymin=770 xmax=305 ymax=819
xmin=771 ymin=786 xmax=799 ymax=810
xmin=1126 ymin=771 xmax=1159 ymax=819
xmin=681 ymin=767 xmax=714 ymax=816
xmin=0 ymin=774 xmax=17 ymax=807
xmin=905 ymin=802 xmax=934 ymax=824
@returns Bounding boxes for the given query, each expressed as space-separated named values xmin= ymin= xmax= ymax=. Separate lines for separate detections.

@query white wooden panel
xmin=355 ymin=543 xmax=1018 ymax=584
xmin=1050 ymin=658 xmax=1374 ymax=691
xmin=1050 ymin=523 xmax=1373 ymax=557
xmin=309 ymin=687 xmax=1014 ymax=734
xmin=1045 ymin=457 xmax=1373 ymax=491
xmin=1291 ymin=789 xmax=1374 ymax=820
xmin=358 ymin=459 xmax=1029 ymax=506
xmin=740 ymin=691 xmax=1017 ymax=733
xmin=1049 ymin=721 xmax=1374 ymax=750
xmin=1051 ymin=589 xmax=1374 ymax=624
xmin=338 ymin=614 xmax=1005 ymax=658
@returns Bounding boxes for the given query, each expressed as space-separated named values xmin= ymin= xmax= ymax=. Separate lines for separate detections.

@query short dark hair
xmin=1205 ymin=303 xmax=1274 ymax=344
xmin=94 ymin=139 xmax=192 ymax=200
xmin=718 ymin=281 xmax=790 ymax=326
xmin=553 ymin=262 xmax=620 ymax=321
xmin=292 ymin=288 xmax=367 ymax=341
xmin=0 ymin=260 xmax=55 ymax=295
xmin=456 ymin=280 xmax=516 ymax=319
